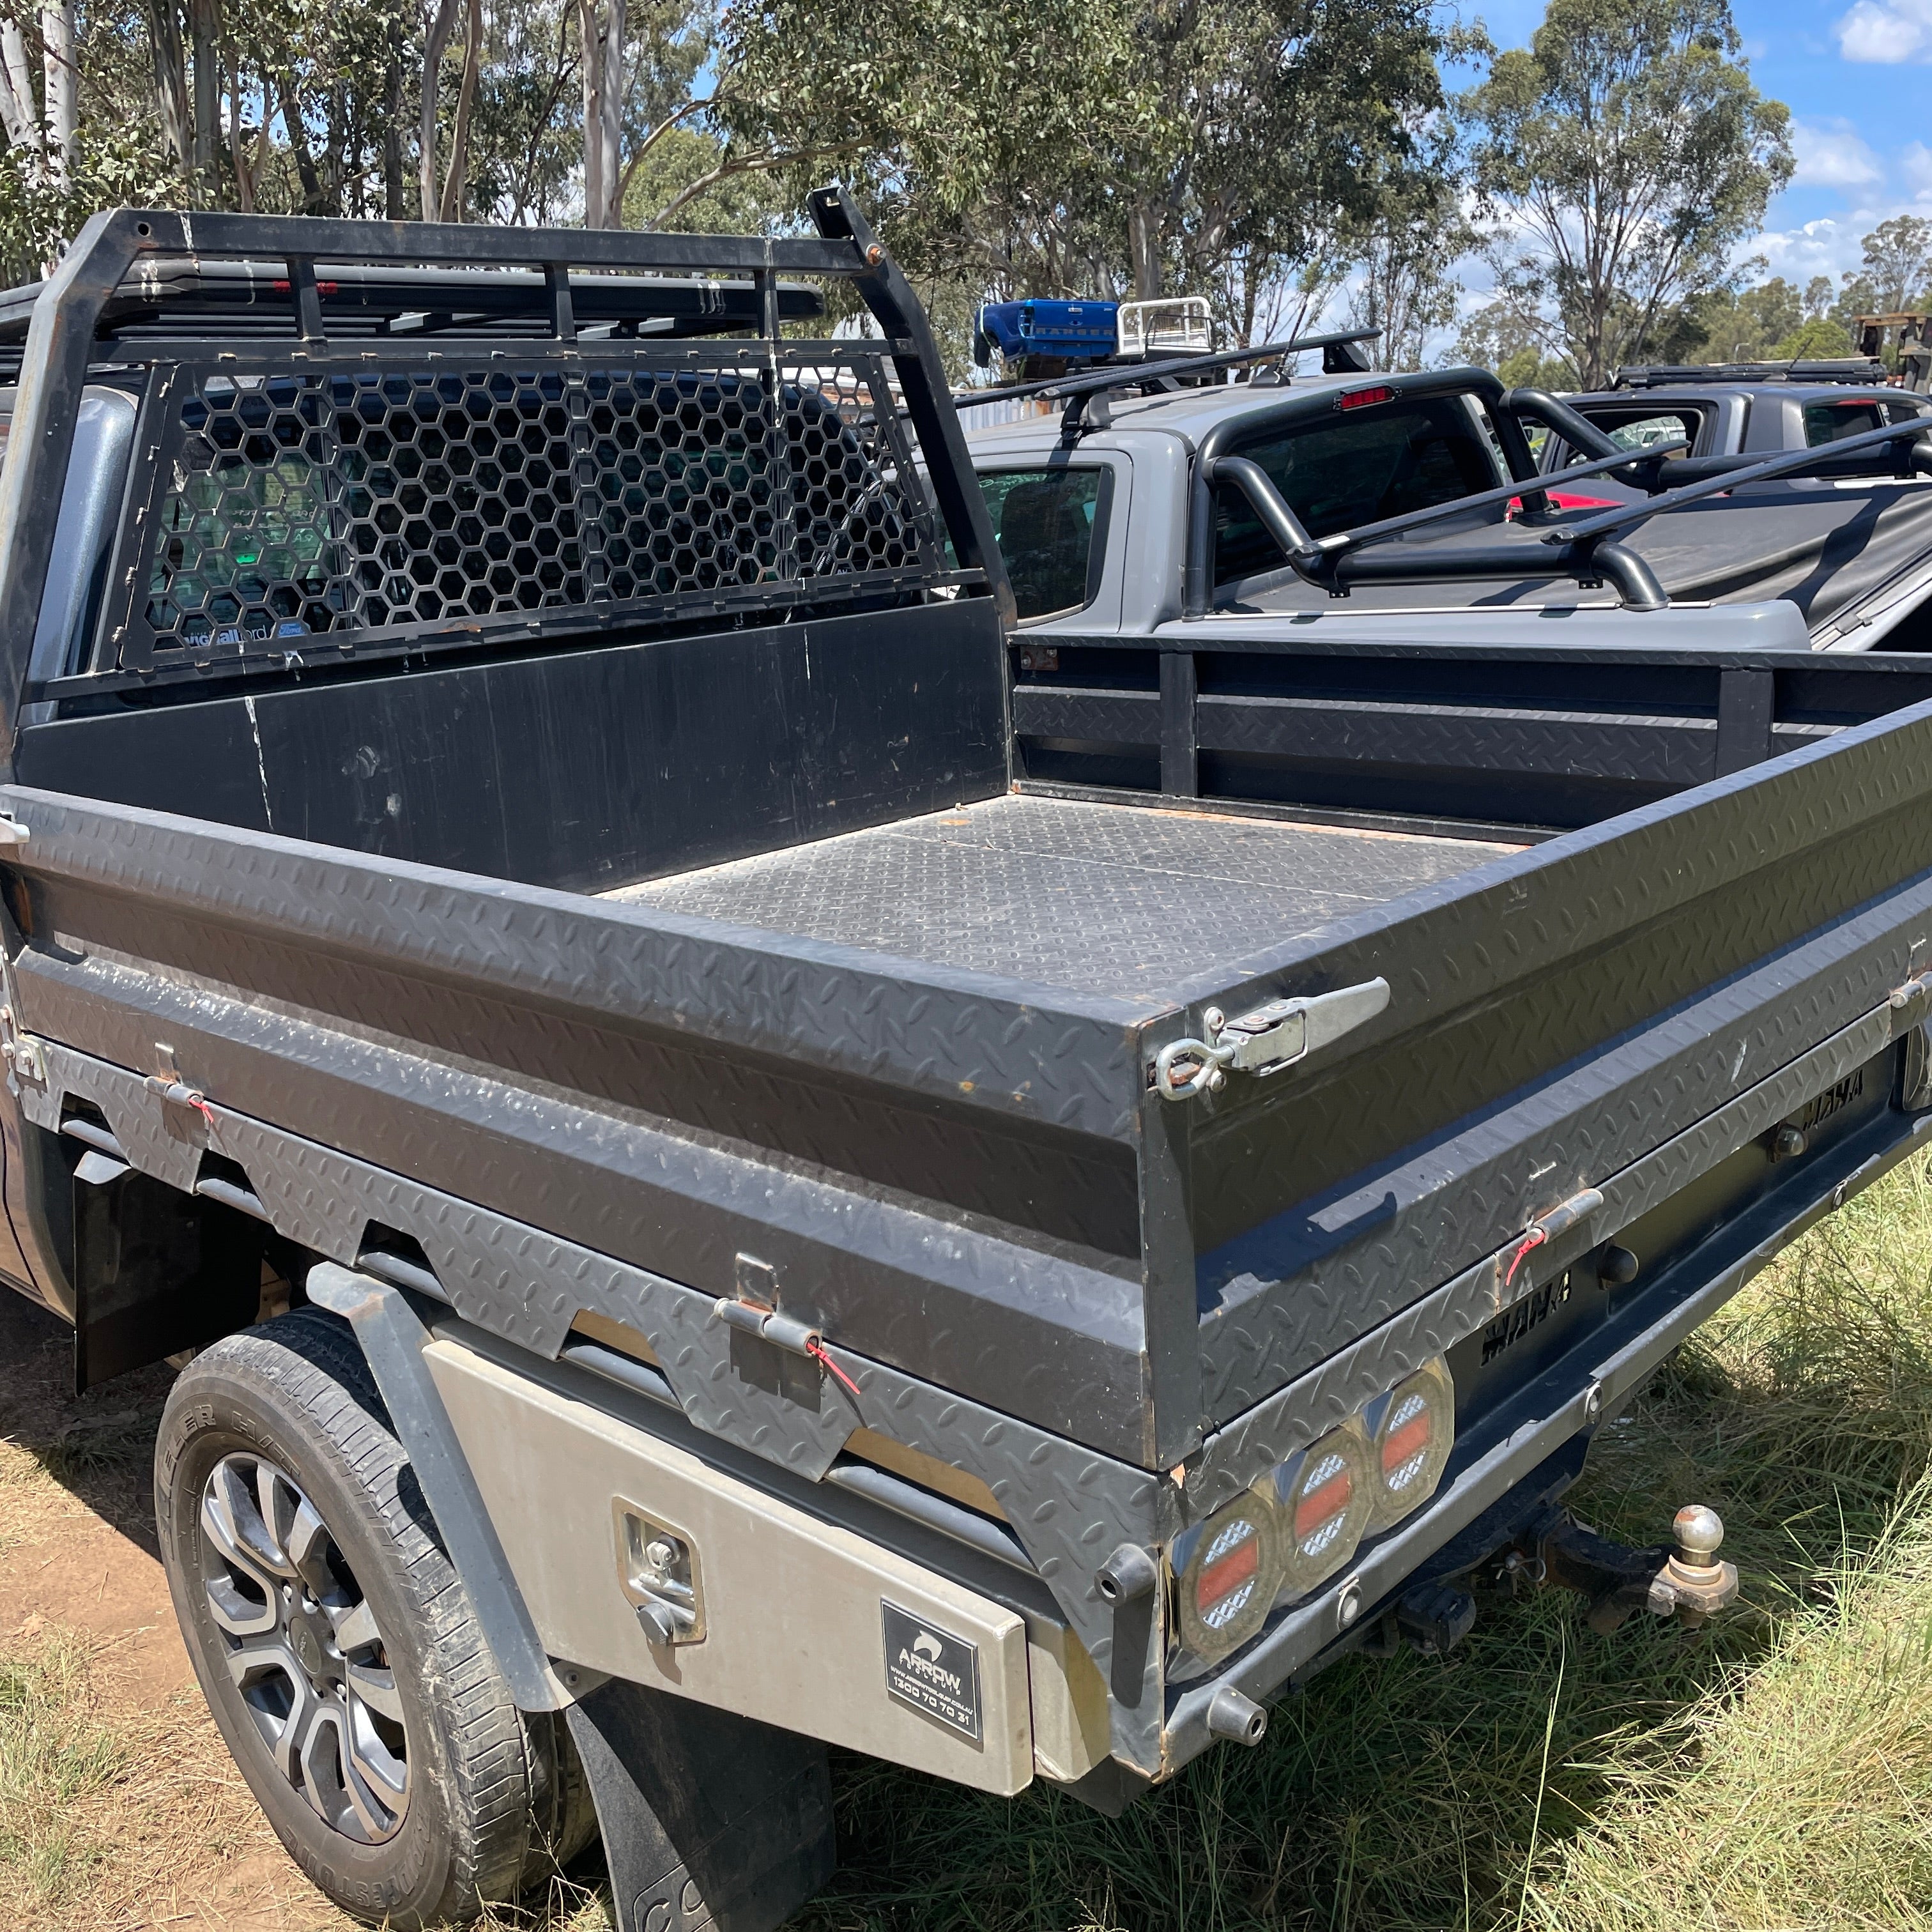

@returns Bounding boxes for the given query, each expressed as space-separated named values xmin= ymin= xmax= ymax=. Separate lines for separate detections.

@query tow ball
xmin=1508 ymin=1502 xmax=1740 ymax=1635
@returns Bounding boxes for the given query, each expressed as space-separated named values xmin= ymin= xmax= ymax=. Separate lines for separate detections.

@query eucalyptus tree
xmin=1462 ymin=0 xmax=1793 ymax=387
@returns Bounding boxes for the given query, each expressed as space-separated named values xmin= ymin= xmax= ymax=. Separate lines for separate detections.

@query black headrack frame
xmin=0 ymin=188 xmax=1014 ymax=755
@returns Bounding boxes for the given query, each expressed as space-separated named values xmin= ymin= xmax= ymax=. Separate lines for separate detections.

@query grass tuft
xmin=38 ymin=1407 xmax=157 ymax=1483
xmin=0 ymin=1629 xmax=128 ymax=1905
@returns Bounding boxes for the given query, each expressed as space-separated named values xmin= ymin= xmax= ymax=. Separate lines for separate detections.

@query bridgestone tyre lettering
xmin=155 ymin=1307 xmax=595 ymax=1927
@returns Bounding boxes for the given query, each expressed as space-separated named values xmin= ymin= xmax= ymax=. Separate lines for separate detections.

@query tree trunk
xmin=1128 ymin=203 xmax=1162 ymax=301
xmin=324 ymin=82 xmax=344 ymax=215
xmin=578 ymin=0 xmax=624 ymax=229
xmin=0 ymin=21 xmax=43 ymax=178
xmin=420 ymin=0 xmax=459 ymax=220
xmin=437 ymin=0 xmax=481 ymax=220
xmin=188 ymin=0 xmax=218 ymax=203
xmin=578 ymin=0 xmax=601 ymax=227
xmin=598 ymin=0 xmax=624 ymax=227
xmin=383 ymin=24 xmax=404 ymax=218
xmin=146 ymin=0 xmax=191 ymax=180
xmin=227 ymin=62 xmax=249 ymax=208
xmin=40 ymin=0 xmax=74 ymax=184
xmin=280 ymin=76 xmax=323 ymax=211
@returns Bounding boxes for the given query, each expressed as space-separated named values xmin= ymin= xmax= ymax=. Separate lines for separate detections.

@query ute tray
xmin=609 ymin=797 xmax=1519 ymax=999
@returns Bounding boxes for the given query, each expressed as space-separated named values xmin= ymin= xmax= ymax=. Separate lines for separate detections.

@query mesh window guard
xmin=122 ymin=350 xmax=939 ymax=672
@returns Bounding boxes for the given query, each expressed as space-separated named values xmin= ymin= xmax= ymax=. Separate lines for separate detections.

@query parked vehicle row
xmin=961 ymin=345 xmax=1932 ymax=653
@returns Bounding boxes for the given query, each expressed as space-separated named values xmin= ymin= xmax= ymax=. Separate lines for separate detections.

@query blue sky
xmin=1468 ymin=0 xmax=1932 ymax=287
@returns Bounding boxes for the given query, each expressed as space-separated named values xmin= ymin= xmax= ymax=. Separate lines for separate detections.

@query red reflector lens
xmin=1337 ymin=385 xmax=1395 ymax=411
xmin=1196 ymin=1526 xmax=1261 ymax=1621
xmin=1365 ymin=1361 xmax=1456 ymax=1531
xmin=1381 ymin=1402 xmax=1433 ymax=1482
xmin=1293 ymin=1453 xmax=1355 ymax=1551
xmin=1272 ymin=1425 xmax=1373 ymax=1600
xmin=1177 ymin=1501 xmax=1283 ymax=1659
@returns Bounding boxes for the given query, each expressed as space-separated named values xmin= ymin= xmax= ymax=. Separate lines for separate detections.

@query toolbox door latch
xmin=1154 ymin=977 xmax=1390 ymax=1101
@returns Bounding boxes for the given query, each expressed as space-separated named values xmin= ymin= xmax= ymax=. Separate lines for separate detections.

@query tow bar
xmin=1509 ymin=1503 xmax=1740 ymax=1634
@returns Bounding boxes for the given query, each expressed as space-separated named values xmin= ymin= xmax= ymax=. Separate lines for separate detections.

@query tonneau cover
xmin=1240 ymin=482 xmax=1932 ymax=636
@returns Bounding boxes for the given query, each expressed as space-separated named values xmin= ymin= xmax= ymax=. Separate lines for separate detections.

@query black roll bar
xmin=1182 ymin=367 xmax=1527 ymax=615
xmin=1320 ymin=436 xmax=1688 ymax=553
xmin=1181 ymin=374 xmax=1932 ymax=618
xmin=1213 ymin=458 xmax=1324 ymax=571
xmin=1210 ymin=453 xmax=1668 ymax=611
xmin=1183 ymin=371 xmax=1672 ymax=615
xmin=1544 ymin=413 xmax=1932 ymax=546
xmin=1505 ymin=387 xmax=1623 ymax=461
xmin=1330 ymin=535 xmax=1669 ymax=610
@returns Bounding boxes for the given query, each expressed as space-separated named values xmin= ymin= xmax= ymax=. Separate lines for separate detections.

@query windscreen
xmin=1215 ymin=396 xmax=1502 ymax=584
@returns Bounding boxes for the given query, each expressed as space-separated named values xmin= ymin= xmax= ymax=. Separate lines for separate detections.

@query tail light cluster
xmin=1171 ymin=1358 xmax=1455 ymax=1668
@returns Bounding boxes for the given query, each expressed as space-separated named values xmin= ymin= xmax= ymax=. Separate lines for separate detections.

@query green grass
xmin=0 ymin=1630 xmax=128 ymax=1905
xmin=793 ymin=1154 xmax=1932 ymax=1932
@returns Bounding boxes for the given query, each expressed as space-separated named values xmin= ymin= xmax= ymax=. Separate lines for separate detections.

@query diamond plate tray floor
xmin=603 ymin=797 xmax=1522 ymax=1000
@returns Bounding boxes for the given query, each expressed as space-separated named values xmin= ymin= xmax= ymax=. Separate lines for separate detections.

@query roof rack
xmin=1609 ymin=358 xmax=1889 ymax=389
xmin=954 ymin=328 xmax=1381 ymax=440
xmin=0 ymin=255 xmax=825 ymax=345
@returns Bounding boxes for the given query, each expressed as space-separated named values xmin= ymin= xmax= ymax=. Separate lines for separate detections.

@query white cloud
xmin=1793 ymin=121 xmax=1885 ymax=187
xmin=1903 ymin=142 xmax=1932 ymax=197
xmin=1746 ymin=217 xmax=1863 ymax=285
xmin=1838 ymin=0 xmax=1932 ymax=62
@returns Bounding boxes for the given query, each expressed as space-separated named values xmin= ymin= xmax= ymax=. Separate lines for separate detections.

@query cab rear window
xmin=1214 ymin=396 xmax=1501 ymax=585
xmin=1804 ymin=398 xmax=1926 ymax=445
xmin=974 ymin=466 xmax=1113 ymax=620
xmin=1577 ymin=407 xmax=1703 ymax=454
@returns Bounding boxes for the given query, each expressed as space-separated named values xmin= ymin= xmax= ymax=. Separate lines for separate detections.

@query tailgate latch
xmin=1154 ymin=977 xmax=1390 ymax=1101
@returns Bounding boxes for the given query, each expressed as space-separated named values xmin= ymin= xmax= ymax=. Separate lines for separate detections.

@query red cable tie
xmin=1504 ymin=1225 xmax=1547 ymax=1287
xmin=807 ymin=1337 xmax=862 ymax=1399
xmin=193 ymin=1096 xmax=217 ymax=1131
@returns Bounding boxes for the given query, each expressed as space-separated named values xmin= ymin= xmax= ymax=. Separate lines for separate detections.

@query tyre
xmin=155 ymin=1307 xmax=596 ymax=1927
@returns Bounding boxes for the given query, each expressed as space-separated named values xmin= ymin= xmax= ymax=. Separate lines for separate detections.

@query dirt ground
xmin=0 ymin=1287 xmax=362 ymax=1932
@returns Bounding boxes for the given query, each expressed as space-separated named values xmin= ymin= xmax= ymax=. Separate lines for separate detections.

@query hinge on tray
xmin=1153 ymin=977 xmax=1390 ymax=1102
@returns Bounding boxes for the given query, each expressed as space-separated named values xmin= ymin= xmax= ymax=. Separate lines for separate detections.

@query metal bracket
xmin=713 ymin=1296 xmax=823 ymax=1358
xmin=614 ymin=1499 xmax=706 ymax=1647
xmin=305 ymin=1262 xmax=571 ymax=1711
xmin=3 ymin=1031 xmax=45 ymax=1084
xmin=1154 ymin=977 xmax=1390 ymax=1101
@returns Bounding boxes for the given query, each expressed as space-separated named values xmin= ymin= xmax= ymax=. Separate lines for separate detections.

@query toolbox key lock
xmin=1156 ymin=977 xmax=1390 ymax=1101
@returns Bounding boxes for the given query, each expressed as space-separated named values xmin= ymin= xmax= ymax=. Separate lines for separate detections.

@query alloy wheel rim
xmin=196 ymin=1451 xmax=410 ymax=1844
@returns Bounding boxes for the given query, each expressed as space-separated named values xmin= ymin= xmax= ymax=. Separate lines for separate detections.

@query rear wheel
xmin=155 ymin=1308 xmax=594 ymax=1927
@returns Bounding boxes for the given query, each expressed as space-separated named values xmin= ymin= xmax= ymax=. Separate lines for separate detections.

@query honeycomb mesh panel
xmin=784 ymin=364 xmax=924 ymax=578
xmin=131 ymin=351 xmax=935 ymax=668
